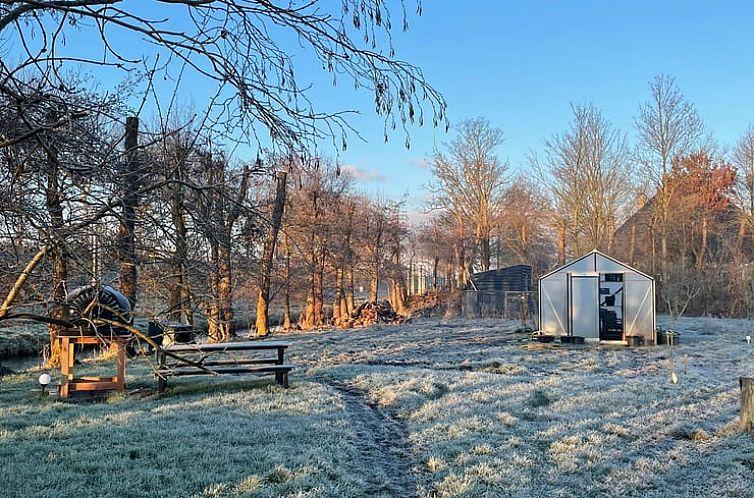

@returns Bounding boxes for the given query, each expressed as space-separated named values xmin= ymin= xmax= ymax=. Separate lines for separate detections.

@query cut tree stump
xmin=740 ymin=377 xmax=754 ymax=432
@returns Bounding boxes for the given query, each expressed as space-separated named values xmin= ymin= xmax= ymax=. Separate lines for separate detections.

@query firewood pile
xmin=350 ymin=300 xmax=405 ymax=326
xmin=408 ymin=292 xmax=445 ymax=317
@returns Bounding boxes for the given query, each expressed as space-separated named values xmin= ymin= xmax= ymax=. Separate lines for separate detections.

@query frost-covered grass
xmin=3 ymin=316 xmax=754 ymax=497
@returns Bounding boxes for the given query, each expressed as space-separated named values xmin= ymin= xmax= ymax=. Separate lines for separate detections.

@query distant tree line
xmin=425 ymin=75 xmax=754 ymax=318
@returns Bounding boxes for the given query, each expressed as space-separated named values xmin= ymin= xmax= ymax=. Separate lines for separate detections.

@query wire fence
xmin=462 ymin=290 xmax=538 ymax=323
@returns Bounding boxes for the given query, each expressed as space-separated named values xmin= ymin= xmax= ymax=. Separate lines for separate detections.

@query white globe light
xmin=38 ymin=373 xmax=52 ymax=386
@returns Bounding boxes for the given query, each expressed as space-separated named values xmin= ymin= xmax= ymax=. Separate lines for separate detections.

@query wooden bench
xmin=156 ymin=341 xmax=293 ymax=395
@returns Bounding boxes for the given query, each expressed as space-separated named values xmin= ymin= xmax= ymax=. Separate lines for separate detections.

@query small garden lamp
xmin=38 ymin=373 xmax=52 ymax=396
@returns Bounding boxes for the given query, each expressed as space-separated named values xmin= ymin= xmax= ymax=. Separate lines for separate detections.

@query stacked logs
xmin=347 ymin=300 xmax=405 ymax=327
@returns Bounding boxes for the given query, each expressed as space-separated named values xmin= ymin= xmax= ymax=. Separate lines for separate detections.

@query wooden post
xmin=158 ymin=348 xmax=167 ymax=397
xmin=59 ymin=336 xmax=73 ymax=398
xmin=275 ymin=346 xmax=284 ymax=385
xmin=115 ymin=340 xmax=127 ymax=391
xmin=740 ymin=377 xmax=754 ymax=432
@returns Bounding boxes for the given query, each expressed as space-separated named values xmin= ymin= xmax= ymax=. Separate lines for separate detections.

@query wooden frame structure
xmin=59 ymin=335 xmax=127 ymax=398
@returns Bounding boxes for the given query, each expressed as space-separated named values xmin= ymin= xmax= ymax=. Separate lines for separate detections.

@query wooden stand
xmin=59 ymin=335 xmax=127 ymax=399
xmin=740 ymin=377 xmax=754 ymax=432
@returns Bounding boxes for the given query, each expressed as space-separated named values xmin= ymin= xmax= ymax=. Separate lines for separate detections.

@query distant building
xmin=462 ymin=265 xmax=533 ymax=318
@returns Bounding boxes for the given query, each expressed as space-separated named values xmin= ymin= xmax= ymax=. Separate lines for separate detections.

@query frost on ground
xmin=2 ymin=316 xmax=754 ymax=497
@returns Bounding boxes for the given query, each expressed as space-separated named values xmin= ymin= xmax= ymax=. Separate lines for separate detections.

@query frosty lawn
xmin=3 ymin=317 xmax=754 ymax=497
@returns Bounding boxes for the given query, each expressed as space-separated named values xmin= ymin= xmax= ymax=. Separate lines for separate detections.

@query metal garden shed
xmin=538 ymin=250 xmax=656 ymax=344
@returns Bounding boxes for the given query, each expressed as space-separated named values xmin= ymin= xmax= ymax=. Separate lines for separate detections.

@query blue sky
xmin=7 ymin=1 xmax=754 ymax=217
xmin=318 ymin=0 xmax=754 ymax=213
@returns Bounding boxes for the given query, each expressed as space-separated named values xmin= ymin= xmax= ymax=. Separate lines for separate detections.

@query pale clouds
xmin=341 ymin=164 xmax=387 ymax=183
xmin=409 ymin=158 xmax=430 ymax=169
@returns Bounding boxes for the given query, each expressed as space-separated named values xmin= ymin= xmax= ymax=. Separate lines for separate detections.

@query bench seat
xmin=158 ymin=364 xmax=295 ymax=377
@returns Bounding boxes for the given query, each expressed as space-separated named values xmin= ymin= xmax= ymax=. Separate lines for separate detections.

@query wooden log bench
xmin=156 ymin=341 xmax=293 ymax=396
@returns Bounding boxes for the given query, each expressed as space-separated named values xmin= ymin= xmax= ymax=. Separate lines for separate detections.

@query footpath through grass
xmin=3 ymin=317 xmax=754 ymax=497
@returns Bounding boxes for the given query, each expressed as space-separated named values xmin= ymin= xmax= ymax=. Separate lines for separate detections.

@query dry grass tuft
xmin=426 ymin=455 xmax=445 ymax=473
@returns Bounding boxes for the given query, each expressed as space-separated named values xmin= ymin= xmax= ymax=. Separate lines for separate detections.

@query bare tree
xmin=361 ymin=196 xmax=389 ymax=303
xmin=733 ymin=125 xmax=754 ymax=260
xmin=499 ymin=174 xmax=552 ymax=270
xmin=538 ymin=104 xmax=631 ymax=256
xmin=428 ymin=118 xmax=508 ymax=272
xmin=635 ymin=74 xmax=704 ymax=278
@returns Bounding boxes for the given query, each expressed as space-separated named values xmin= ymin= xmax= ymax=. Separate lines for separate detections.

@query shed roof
xmin=539 ymin=249 xmax=654 ymax=281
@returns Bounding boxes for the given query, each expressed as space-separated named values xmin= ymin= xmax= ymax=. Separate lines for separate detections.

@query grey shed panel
xmin=569 ymin=275 xmax=600 ymax=339
xmin=624 ymin=276 xmax=655 ymax=339
xmin=539 ymin=274 xmax=567 ymax=335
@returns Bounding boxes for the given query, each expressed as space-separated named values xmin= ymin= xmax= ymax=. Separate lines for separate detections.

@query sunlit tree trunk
xmin=282 ymin=234 xmax=292 ymax=330
xmin=45 ymin=157 xmax=66 ymax=367
xmin=346 ymin=269 xmax=355 ymax=317
xmin=256 ymin=171 xmax=287 ymax=336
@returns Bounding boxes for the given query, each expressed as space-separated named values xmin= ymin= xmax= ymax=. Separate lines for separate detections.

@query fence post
xmin=740 ymin=377 xmax=754 ymax=432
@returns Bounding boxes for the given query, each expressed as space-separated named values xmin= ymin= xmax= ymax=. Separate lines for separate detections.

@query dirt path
xmin=320 ymin=378 xmax=419 ymax=497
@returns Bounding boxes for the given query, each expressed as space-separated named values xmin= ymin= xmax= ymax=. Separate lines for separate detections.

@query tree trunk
xmin=446 ymin=260 xmax=454 ymax=291
xmin=333 ymin=268 xmax=343 ymax=324
xmin=558 ymin=222 xmax=566 ymax=266
xmin=407 ymin=262 xmax=413 ymax=296
xmin=390 ymin=280 xmax=408 ymax=315
xmin=282 ymin=234 xmax=292 ymax=330
xmin=339 ymin=268 xmax=349 ymax=320
xmin=479 ymin=235 xmax=491 ymax=272
xmin=207 ymin=240 xmax=221 ymax=342
xmin=629 ymin=223 xmax=637 ymax=266
xmin=168 ymin=176 xmax=191 ymax=323
xmin=453 ymin=244 xmax=464 ymax=289
xmin=256 ymin=171 xmax=287 ymax=336
xmin=696 ymin=217 xmax=708 ymax=270
xmin=118 ymin=116 xmax=139 ymax=305
xmin=217 ymin=240 xmax=233 ymax=341
xmin=432 ymin=255 xmax=439 ymax=291
xmin=346 ymin=269 xmax=355 ymax=317
xmin=661 ymin=225 xmax=669 ymax=281
xmin=47 ymin=244 xmax=66 ymax=367
xmin=0 ymin=246 xmax=50 ymax=319
xmin=369 ymin=276 xmax=379 ymax=303
xmin=315 ymin=260 xmax=325 ymax=325
xmin=302 ymin=287 xmax=315 ymax=330
xmin=44 ymin=137 xmax=66 ymax=367
xmin=736 ymin=219 xmax=746 ymax=256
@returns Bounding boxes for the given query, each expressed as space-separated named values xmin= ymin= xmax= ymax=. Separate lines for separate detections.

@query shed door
xmin=624 ymin=278 xmax=654 ymax=338
xmin=568 ymin=274 xmax=599 ymax=339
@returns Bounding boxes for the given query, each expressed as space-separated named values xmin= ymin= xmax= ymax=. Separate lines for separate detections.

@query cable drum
xmin=65 ymin=285 xmax=134 ymax=337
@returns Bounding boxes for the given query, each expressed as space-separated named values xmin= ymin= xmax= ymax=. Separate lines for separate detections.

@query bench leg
xmin=158 ymin=376 xmax=167 ymax=397
xmin=282 ymin=372 xmax=289 ymax=389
